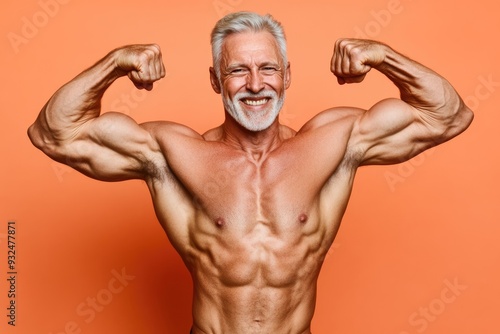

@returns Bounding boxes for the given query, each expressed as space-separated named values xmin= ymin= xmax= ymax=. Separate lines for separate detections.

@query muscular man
xmin=28 ymin=11 xmax=473 ymax=334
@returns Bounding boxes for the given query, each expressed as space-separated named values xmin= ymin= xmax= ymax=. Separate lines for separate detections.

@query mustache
xmin=233 ymin=91 xmax=278 ymax=100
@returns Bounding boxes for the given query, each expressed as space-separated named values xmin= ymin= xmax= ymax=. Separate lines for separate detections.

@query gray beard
xmin=222 ymin=90 xmax=285 ymax=132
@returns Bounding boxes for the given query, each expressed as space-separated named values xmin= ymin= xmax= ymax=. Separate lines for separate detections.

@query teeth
xmin=244 ymin=99 xmax=268 ymax=106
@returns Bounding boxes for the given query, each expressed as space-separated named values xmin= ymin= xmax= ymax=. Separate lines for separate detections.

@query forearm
xmin=29 ymin=50 xmax=122 ymax=146
xmin=376 ymin=45 xmax=463 ymax=115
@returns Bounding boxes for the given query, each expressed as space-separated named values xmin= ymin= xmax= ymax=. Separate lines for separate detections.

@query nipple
xmin=215 ymin=217 xmax=225 ymax=228
xmin=299 ymin=213 xmax=308 ymax=224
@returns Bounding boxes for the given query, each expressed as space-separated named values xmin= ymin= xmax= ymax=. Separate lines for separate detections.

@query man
xmin=28 ymin=11 xmax=473 ymax=334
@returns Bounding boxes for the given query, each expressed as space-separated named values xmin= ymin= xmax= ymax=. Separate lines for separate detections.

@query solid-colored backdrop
xmin=1 ymin=0 xmax=499 ymax=333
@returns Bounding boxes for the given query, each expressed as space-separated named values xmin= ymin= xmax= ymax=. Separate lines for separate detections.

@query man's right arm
xmin=28 ymin=44 xmax=166 ymax=181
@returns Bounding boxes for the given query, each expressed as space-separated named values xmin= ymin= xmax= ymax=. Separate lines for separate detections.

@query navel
xmin=299 ymin=213 xmax=308 ymax=224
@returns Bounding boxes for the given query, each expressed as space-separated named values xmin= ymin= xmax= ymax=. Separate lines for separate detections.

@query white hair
xmin=210 ymin=11 xmax=287 ymax=79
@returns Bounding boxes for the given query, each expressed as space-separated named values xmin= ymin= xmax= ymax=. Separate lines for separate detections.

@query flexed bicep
xmin=331 ymin=38 xmax=473 ymax=166
xmin=55 ymin=113 xmax=163 ymax=181
xmin=28 ymin=44 xmax=167 ymax=181
xmin=352 ymin=98 xmax=444 ymax=166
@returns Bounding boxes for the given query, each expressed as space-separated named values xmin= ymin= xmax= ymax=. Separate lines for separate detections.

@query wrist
xmin=107 ymin=47 xmax=129 ymax=79
xmin=370 ymin=43 xmax=392 ymax=70
xmin=75 ymin=50 xmax=124 ymax=94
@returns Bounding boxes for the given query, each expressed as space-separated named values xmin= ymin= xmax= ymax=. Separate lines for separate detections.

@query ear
xmin=284 ymin=62 xmax=291 ymax=89
xmin=209 ymin=67 xmax=221 ymax=94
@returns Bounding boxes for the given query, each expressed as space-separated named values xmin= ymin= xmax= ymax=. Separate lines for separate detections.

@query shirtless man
xmin=28 ymin=11 xmax=473 ymax=334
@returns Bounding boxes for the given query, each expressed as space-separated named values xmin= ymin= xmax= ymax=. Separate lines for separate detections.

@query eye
xmin=230 ymin=68 xmax=247 ymax=75
xmin=261 ymin=66 xmax=278 ymax=74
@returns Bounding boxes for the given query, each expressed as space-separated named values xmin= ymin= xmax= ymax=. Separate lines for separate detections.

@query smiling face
xmin=210 ymin=31 xmax=291 ymax=132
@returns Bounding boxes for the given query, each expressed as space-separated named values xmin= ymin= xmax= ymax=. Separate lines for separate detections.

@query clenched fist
xmin=331 ymin=39 xmax=387 ymax=85
xmin=113 ymin=44 xmax=166 ymax=90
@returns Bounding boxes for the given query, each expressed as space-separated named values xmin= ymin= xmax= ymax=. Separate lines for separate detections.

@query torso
xmin=144 ymin=109 xmax=361 ymax=334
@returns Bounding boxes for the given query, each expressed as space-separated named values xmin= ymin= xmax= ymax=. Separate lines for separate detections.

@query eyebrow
xmin=225 ymin=63 xmax=247 ymax=70
xmin=225 ymin=61 xmax=281 ymax=70
xmin=260 ymin=61 xmax=281 ymax=68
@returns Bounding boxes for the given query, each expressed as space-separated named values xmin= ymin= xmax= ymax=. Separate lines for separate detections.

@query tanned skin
xmin=28 ymin=30 xmax=473 ymax=333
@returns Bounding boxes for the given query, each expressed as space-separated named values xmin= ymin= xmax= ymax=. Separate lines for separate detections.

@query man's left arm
xmin=331 ymin=39 xmax=474 ymax=165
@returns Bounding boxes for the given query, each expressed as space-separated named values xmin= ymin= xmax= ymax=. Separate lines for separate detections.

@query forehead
xmin=221 ymin=31 xmax=281 ymax=65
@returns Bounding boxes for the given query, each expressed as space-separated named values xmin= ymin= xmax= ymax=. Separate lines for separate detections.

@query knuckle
xmin=148 ymin=43 xmax=161 ymax=56
xmin=349 ymin=46 xmax=362 ymax=57
xmin=137 ymin=53 xmax=150 ymax=65
xmin=338 ymin=38 xmax=351 ymax=49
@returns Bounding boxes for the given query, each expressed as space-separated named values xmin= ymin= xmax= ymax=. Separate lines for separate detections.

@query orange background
xmin=1 ymin=0 xmax=499 ymax=333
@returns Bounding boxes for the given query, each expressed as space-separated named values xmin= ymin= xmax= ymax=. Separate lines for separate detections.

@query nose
xmin=246 ymin=69 xmax=265 ymax=93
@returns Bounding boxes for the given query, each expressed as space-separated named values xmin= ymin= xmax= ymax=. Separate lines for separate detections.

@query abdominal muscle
xmin=187 ymin=207 xmax=328 ymax=334
xmin=192 ymin=281 xmax=316 ymax=334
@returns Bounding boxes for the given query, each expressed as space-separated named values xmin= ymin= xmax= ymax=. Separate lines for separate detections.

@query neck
xmin=221 ymin=111 xmax=285 ymax=162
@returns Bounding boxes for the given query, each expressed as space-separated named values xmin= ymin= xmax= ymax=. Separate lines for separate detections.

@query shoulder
xmin=140 ymin=120 xmax=203 ymax=140
xmin=294 ymin=107 xmax=368 ymax=170
xmin=298 ymin=106 xmax=365 ymax=134
xmin=136 ymin=121 xmax=207 ymax=181
xmin=201 ymin=126 xmax=223 ymax=142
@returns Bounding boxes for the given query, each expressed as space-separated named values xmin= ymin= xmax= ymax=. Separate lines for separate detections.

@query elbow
xmin=446 ymin=86 xmax=474 ymax=132
xmin=437 ymin=99 xmax=474 ymax=143
xmin=463 ymin=103 xmax=474 ymax=128
xmin=455 ymin=99 xmax=474 ymax=133
xmin=27 ymin=122 xmax=44 ymax=150
xmin=423 ymin=83 xmax=474 ymax=145
xmin=27 ymin=122 xmax=60 ymax=158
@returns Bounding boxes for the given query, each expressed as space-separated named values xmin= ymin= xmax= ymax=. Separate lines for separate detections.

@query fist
xmin=114 ymin=44 xmax=166 ymax=90
xmin=331 ymin=39 xmax=386 ymax=85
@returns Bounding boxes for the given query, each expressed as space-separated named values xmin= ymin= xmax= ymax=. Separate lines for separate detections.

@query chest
xmin=151 ymin=133 xmax=352 ymax=286
xmin=183 ymin=157 xmax=328 ymax=286
xmin=183 ymin=148 xmax=328 ymax=227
